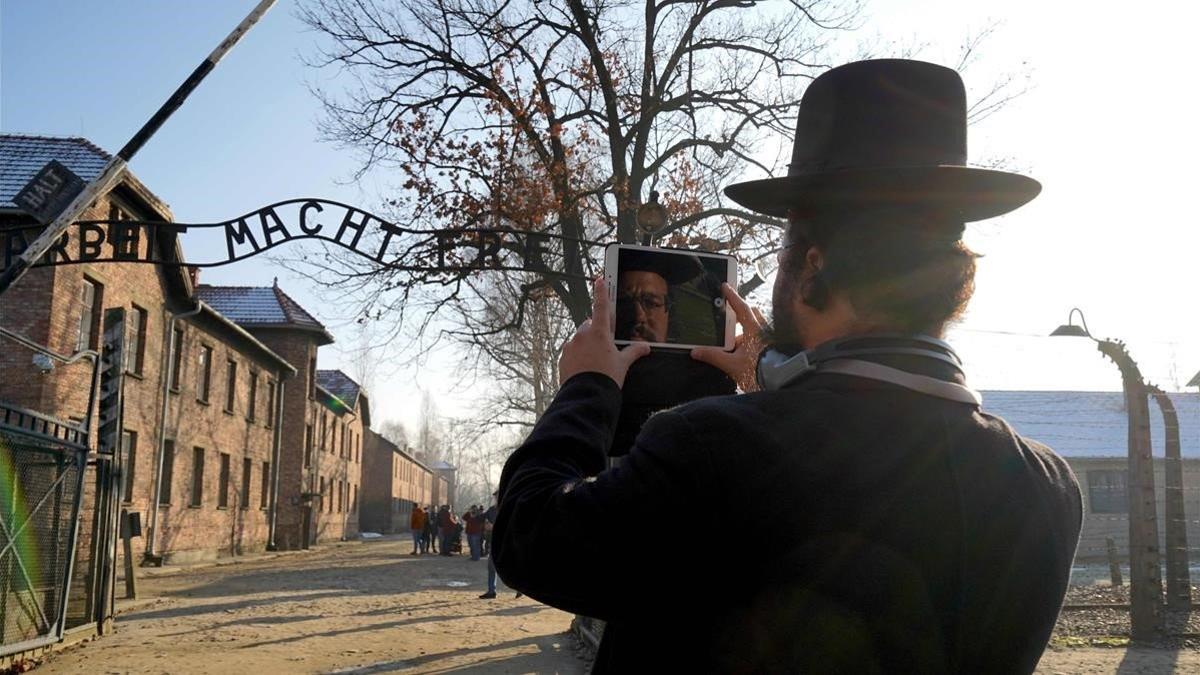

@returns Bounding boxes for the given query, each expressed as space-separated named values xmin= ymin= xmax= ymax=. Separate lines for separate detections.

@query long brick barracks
xmin=0 ymin=134 xmax=455 ymax=564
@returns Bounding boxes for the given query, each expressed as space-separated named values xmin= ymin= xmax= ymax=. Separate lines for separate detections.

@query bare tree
xmin=445 ymin=273 xmax=575 ymax=429
xmin=416 ymin=392 xmax=443 ymax=464
xmin=378 ymin=418 xmax=410 ymax=448
xmin=293 ymin=1 xmax=1023 ymax=428
xmin=293 ymin=0 xmax=850 ymax=325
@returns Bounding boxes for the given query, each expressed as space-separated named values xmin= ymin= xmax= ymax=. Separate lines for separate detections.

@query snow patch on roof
xmin=195 ymin=284 xmax=325 ymax=331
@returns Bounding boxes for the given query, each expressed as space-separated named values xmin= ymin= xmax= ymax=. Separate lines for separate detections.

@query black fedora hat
xmin=619 ymin=248 xmax=703 ymax=285
xmin=724 ymin=59 xmax=1040 ymax=222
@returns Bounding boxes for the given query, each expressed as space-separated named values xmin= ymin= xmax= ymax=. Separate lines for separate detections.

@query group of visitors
xmin=407 ymin=498 xmax=518 ymax=600
xmin=408 ymin=503 xmax=461 ymax=556
xmin=407 ymin=502 xmax=498 ymax=559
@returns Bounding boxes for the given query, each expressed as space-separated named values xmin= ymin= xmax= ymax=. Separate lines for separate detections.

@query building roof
xmin=315 ymin=383 xmax=354 ymax=416
xmin=314 ymin=370 xmax=370 ymax=426
xmin=429 ymin=460 xmax=456 ymax=471
xmin=981 ymin=390 xmax=1200 ymax=459
xmin=317 ymin=370 xmax=361 ymax=408
xmin=364 ymin=428 xmax=431 ymax=473
xmin=0 ymin=134 xmax=111 ymax=209
xmin=195 ymin=282 xmax=333 ymax=344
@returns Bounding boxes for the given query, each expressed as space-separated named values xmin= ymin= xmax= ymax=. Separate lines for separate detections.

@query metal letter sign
xmin=0 ymin=199 xmax=598 ymax=279
xmin=12 ymin=161 xmax=86 ymax=226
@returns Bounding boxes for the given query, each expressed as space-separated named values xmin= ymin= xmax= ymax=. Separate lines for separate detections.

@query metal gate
xmin=0 ymin=404 xmax=88 ymax=656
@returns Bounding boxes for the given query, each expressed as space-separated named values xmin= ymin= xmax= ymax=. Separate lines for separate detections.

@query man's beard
xmin=763 ymin=274 xmax=805 ymax=354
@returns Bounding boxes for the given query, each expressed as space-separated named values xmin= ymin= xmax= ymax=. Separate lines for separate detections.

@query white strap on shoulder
xmin=819 ymin=359 xmax=982 ymax=406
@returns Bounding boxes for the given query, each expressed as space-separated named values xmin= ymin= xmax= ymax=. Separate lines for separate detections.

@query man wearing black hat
xmin=493 ymin=59 xmax=1082 ymax=674
xmin=614 ymin=248 xmax=703 ymax=344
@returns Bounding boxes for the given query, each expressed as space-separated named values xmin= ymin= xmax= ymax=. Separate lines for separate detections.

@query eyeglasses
xmin=617 ymin=292 xmax=670 ymax=313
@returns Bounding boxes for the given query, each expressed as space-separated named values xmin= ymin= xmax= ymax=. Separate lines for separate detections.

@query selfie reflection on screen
xmin=614 ymin=249 xmax=726 ymax=346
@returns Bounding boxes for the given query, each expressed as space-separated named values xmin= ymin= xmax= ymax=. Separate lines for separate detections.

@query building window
xmin=308 ymin=357 xmax=317 ymax=399
xmin=197 ymin=345 xmax=212 ymax=402
xmin=77 ymin=277 xmax=102 ymax=352
xmin=1087 ymin=470 xmax=1128 ymax=514
xmin=261 ymin=461 xmax=270 ymax=509
xmin=218 ymin=452 xmax=231 ymax=509
xmin=265 ymin=380 xmax=276 ymax=428
xmin=190 ymin=447 xmax=205 ymax=507
xmin=169 ymin=327 xmax=184 ymax=391
xmin=352 ymin=484 xmax=357 ymax=513
xmin=320 ymin=415 xmax=327 ymax=453
xmin=121 ymin=430 xmax=137 ymax=503
xmin=224 ymin=360 xmax=238 ymax=413
xmin=160 ymin=440 xmax=175 ymax=505
xmin=240 ymin=457 xmax=251 ymax=510
xmin=304 ymin=424 xmax=313 ymax=468
xmin=337 ymin=481 xmax=343 ymax=513
xmin=127 ymin=305 xmax=147 ymax=375
xmin=319 ymin=476 xmax=326 ymax=512
xmin=247 ymin=372 xmax=258 ymax=421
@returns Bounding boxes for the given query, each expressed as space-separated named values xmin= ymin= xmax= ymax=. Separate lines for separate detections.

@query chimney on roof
xmin=273 ymin=276 xmax=279 ymax=287
xmin=187 ymin=265 xmax=200 ymax=287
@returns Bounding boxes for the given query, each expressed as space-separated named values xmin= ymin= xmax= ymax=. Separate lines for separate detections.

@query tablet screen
xmin=613 ymin=246 xmax=733 ymax=348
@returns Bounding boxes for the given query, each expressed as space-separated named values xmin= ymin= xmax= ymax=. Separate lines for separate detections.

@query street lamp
xmin=737 ymin=260 xmax=770 ymax=297
xmin=636 ymin=191 xmax=668 ymax=245
xmin=1051 ymin=308 xmax=1164 ymax=639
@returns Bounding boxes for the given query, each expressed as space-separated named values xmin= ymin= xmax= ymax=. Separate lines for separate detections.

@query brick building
xmin=0 ymin=135 xmax=296 ymax=566
xmin=311 ymin=369 xmax=368 ymax=542
xmin=0 ymin=134 xmax=372 ymax=564
xmin=360 ymin=428 xmax=433 ymax=534
xmin=984 ymin=390 xmax=1200 ymax=562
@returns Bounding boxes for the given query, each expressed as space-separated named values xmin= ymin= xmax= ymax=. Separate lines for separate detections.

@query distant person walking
xmin=480 ymin=498 xmax=521 ymax=600
xmin=409 ymin=504 xmax=427 ymax=555
xmin=438 ymin=505 xmax=454 ymax=556
xmin=422 ymin=505 xmax=436 ymax=554
xmin=465 ymin=505 xmax=485 ymax=561
xmin=481 ymin=499 xmax=499 ymax=599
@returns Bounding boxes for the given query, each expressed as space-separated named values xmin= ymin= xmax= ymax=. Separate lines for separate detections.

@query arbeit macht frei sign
xmin=0 ymin=199 xmax=596 ymax=277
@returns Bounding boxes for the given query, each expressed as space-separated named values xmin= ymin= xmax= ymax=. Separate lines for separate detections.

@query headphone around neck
xmin=755 ymin=334 xmax=981 ymax=406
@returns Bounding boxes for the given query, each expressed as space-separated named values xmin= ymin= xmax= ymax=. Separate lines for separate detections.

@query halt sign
xmin=12 ymin=160 xmax=87 ymax=226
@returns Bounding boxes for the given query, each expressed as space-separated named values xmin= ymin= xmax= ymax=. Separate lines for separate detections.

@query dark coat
xmin=493 ymin=360 xmax=1083 ymax=674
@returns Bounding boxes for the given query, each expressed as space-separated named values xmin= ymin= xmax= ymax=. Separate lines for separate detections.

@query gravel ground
xmin=1035 ymin=568 xmax=1200 ymax=673
xmin=1054 ymin=583 xmax=1200 ymax=647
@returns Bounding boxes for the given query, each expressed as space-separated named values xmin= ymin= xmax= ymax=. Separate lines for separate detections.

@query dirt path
xmin=1036 ymin=646 xmax=1200 ymax=673
xmin=29 ymin=537 xmax=1200 ymax=674
xmin=36 ymin=538 xmax=585 ymax=674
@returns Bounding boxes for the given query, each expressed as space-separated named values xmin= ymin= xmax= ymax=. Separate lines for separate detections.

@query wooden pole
xmin=1107 ymin=536 xmax=1124 ymax=587
xmin=120 ymin=510 xmax=137 ymax=600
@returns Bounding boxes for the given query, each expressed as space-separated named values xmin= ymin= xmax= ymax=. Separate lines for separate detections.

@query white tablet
xmin=603 ymin=243 xmax=737 ymax=351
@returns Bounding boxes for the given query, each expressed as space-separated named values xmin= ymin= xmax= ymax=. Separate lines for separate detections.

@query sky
xmin=2 ymin=0 xmax=1199 ymax=434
